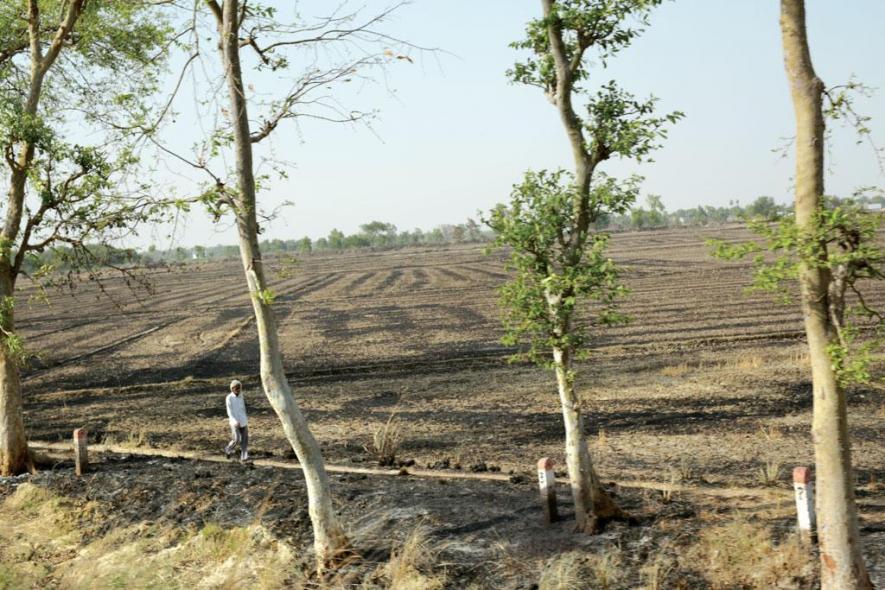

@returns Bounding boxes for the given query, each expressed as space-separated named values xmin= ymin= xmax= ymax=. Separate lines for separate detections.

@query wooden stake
xmin=537 ymin=457 xmax=558 ymax=524
xmin=73 ymin=428 xmax=88 ymax=476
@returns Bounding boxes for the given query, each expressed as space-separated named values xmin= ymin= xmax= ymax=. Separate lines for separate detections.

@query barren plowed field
xmin=24 ymin=225 xmax=883 ymax=388
xmin=12 ymin=225 xmax=885 ymax=586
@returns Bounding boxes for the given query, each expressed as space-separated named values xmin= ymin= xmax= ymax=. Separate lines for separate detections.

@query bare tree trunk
xmin=0 ymin=0 xmax=85 ymax=476
xmin=547 ymin=290 xmax=623 ymax=531
xmin=0 ymin=265 xmax=29 ymax=476
xmin=216 ymin=0 xmax=348 ymax=569
xmin=780 ymin=2 xmax=872 ymax=587
xmin=552 ymin=345 xmax=624 ymax=533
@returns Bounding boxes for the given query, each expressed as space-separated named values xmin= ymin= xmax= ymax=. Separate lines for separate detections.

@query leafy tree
xmin=327 ymin=228 xmax=345 ymax=250
xmin=0 ymin=0 xmax=170 ymax=475
xmin=488 ymin=0 xmax=681 ymax=532
xmin=295 ymin=236 xmax=312 ymax=254
xmin=744 ymin=195 xmax=786 ymax=221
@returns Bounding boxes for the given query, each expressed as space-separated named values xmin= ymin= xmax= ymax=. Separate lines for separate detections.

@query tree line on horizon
xmin=20 ymin=191 xmax=883 ymax=271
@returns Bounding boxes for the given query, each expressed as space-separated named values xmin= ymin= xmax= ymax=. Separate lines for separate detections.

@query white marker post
xmin=537 ymin=457 xmax=558 ymax=524
xmin=73 ymin=428 xmax=88 ymax=476
xmin=793 ymin=466 xmax=815 ymax=540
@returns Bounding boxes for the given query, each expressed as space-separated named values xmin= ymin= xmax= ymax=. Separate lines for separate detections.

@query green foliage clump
xmin=485 ymin=170 xmax=635 ymax=366
xmin=710 ymin=197 xmax=884 ymax=386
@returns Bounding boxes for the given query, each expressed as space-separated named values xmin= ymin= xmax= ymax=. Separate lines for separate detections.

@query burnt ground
xmin=6 ymin=227 xmax=885 ymax=587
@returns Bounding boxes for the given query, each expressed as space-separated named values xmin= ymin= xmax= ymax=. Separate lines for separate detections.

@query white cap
xmin=230 ymin=379 xmax=242 ymax=391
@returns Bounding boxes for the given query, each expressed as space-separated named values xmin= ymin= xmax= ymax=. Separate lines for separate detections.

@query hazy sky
xmin=145 ymin=0 xmax=885 ymax=249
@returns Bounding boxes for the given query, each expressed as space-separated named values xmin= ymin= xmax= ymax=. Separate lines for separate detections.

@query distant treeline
xmin=22 ymin=194 xmax=884 ymax=269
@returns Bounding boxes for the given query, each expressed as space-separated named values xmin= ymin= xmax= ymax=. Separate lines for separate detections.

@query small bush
xmin=369 ymin=413 xmax=403 ymax=467
xmin=757 ymin=460 xmax=782 ymax=486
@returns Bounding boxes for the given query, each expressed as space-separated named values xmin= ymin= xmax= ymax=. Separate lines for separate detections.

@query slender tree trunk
xmin=0 ymin=0 xmax=84 ymax=476
xmin=540 ymin=0 xmax=624 ymax=527
xmin=547 ymin=291 xmax=623 ymax=532
xmin=780 ymin=2 xmax=872 ymax=587
xmin=217 ymin=0 xmax=348 ymax=569
xmin=552 ymin=345 xmax=624 ymax=533
xmin=0 ymin=265 xmax=29 ymax=476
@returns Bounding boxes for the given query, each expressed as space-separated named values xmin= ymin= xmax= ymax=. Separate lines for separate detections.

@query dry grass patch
xmin=103 ymin=427 xmax=150 ymax=449
xmin=730 ymin=355 xmax=764 ymax=370
xmin=758 ymin=424 xmax=784 ymax=442
xmin=640 ymin=552 xmax=676 ymax=590
xmin=538 ymin=547 xmax=623 ymax=590
xmin=757 ymin=460 xmax=783 ymax=486
xmin=660 ymin=363 xmax=692 ymax=377
xmin=0 ymin=483 xmax=296 ymax=590
xmin=683 ymin=519 xmax=813 ymax=589
xmin=369 ymin=412 xmax=404 ymax=467
xmin=379 ymin=527 xmax=447 ymax=590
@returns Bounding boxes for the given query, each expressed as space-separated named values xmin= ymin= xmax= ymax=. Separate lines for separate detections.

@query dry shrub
xmin=539 ymin=548 xmax=622 ymax=590
xmin=757 ymin=460 xmax=783 ymax=486
xmin=381 ymin=527 xmax=446 ymax=590
xmin=370 ymin=413 xmax=403 ymax=467
xmin=684 ymin=519 xmax=813 ymax=589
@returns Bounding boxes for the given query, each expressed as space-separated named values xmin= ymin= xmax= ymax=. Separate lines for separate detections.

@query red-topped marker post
xmin=73 ymin=429 xmax=88 ymax=476
xmin=792 ymin=466 xmax=815 ymax=540
xmin=537 ymin=457 xmax=558 ymax=524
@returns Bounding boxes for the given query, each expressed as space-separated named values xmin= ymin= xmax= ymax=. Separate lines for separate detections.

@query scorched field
xmin=11 ymin=225 xmax=885 ymax=587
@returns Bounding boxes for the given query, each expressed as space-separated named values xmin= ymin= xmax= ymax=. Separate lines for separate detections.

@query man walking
xmin=224 ymin=379 xmax=249 ymax=461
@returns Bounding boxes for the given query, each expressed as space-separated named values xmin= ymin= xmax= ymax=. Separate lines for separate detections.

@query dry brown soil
xmin=8 ymin=225 xmax=885 ymax=587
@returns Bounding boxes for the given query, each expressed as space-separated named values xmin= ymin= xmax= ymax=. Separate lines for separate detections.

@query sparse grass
xmin=380 ymin=526 xmax=447 ymax=590
xmin=660 ymin=363 xmax=691 ymax=377
xmin=660 ymin=470 xmax=679 ymax=504
xmin=683 ymin=519 xmax=813 ymax=589
xmin=0 ymin=563 xmax=31 ymax=590
xmin=369 ymin=412 xmax=403 ymax=467
xmin=0 ymin=483 xmax=295 ymax=590
xmin=676 ymin=457 xmax=694 ymax=482
xmin=734 ymin=355 xmax=764 ymax=370
xmin=659 ymin=459 xmax=692 ymax=503
xmin=788 ymin=350 xmax=811 ymax=369
xmin=640 ymin=552 xmax=675 ymax=590
xmin=758 ymin=424 xmax=784 ymax=442
xmin=103 ymin=428 xmax=150 ymax=449
xmin=538 ymin=547 xmax=623 ymax=590
xmin=757 ymin=460 xmax=783 ymax=486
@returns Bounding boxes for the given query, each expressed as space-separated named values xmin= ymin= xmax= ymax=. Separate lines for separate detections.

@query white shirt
xmin=226 ymin=392 xmax=248 ymax=427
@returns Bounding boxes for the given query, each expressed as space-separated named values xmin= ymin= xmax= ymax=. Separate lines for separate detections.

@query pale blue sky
xmin=147 ymin=0 xmax=885 ymax=248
